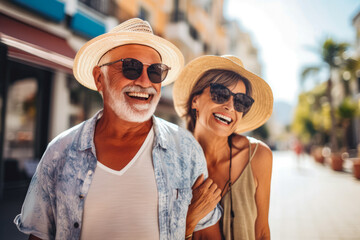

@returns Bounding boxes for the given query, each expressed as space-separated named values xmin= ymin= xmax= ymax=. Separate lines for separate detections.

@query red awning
xmin=0 ymin=13 xmax=76 ymax=73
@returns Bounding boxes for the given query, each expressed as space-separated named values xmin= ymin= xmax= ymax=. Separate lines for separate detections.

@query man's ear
xmin=93 ymin=66 xmax=103 ymax=92
xmin=191 ymin=95 xmax=200 ymax=109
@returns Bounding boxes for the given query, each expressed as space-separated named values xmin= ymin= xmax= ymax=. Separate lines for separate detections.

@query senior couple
xmin=14 ymin=18 xmax=273 ymax=240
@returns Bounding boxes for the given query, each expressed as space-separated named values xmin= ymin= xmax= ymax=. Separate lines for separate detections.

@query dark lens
xmin=233 ymin=94 xmax=254 ymax=112
xmin=147 ymin=64 xmax=168 ymax=83
xmin=122 ymin=58 xmax=143 ymax=80
xmin=210 ymin=84 xmax=230 ymax=104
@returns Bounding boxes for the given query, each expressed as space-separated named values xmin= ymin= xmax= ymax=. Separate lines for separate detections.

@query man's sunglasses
xmin=98 ymin=58 xmax=171 ymax=83
xmin=210 ymin=83 xmax=254 ymax=113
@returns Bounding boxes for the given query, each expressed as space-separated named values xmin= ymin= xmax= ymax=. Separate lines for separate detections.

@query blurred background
xmin=0 ymin=0 xmax=359 ymax=239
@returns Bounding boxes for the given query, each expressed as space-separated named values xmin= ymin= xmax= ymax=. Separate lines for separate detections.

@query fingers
xmin=192 ymin=174 xmax=204 ymax=190
xmin=194 ymin=177 xmax=220 ymax=195
xmin=214 ymin=188 xmax=222 ymax=197
xmin=209 ymin=181 xmax=218 ymax=193
xmin=201 ymin=178 xmax=214 ymax=189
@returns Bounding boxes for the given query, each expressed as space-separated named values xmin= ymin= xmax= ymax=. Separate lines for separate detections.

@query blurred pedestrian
xmin=173 ymin=55 xmax=274 ymax=240
xmin=14 ymin=18 xmax=221 ymax=240
xmin=293 ymin=138 xmax=304 ymax=164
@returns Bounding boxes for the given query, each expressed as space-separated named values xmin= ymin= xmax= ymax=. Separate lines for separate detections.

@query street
xmin=1 ymin=151 xmax=360 ymax=239
xmin=270 ymin=151 xmax=360 ymax=240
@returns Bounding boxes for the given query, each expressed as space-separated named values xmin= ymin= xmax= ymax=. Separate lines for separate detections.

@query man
xmin=14 ymin=18 xmax=221 ymax=240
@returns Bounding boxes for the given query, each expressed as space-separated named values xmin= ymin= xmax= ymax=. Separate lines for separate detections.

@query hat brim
xmin=73 ymin=32 xmax=184 ymax=90
xmin=173 ymin=55 xmax=273 ymax=134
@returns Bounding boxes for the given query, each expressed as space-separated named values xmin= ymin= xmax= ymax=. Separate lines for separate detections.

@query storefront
xmin=0 ymin=13 xmax=81 ymax=197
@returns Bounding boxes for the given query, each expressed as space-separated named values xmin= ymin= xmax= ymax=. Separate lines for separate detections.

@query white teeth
xmin=213 ymin=113 xmax=232 ymax=124
xmin=127 ymin=92 xmax=150 ymax=98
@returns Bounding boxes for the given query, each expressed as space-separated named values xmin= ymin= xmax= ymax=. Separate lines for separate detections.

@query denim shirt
xmin=14 ymin=111 xmax=221 ymax=240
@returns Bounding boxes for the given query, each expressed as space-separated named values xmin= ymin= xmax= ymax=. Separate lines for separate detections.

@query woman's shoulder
xmin=231 ymin=135 xmax=272 ymax=161
xmin=247 ymin=137 xmax=273 ymax=174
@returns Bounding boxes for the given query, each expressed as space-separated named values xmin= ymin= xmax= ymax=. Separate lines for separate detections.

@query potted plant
xmin=312 ymin=146 xmax=325 ymax=164
xmin=353 ymin=146 xmax=360 ymax=180
xmin=353 ymin=159 xmax=360 ymax=180
xmin=329 ymin=98 xmax=358 ymax=171
xmin=330 ymin=152 xmax=343 ymax=171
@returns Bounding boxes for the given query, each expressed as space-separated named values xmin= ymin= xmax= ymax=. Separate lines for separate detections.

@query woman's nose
xmin=223 ymin=96 xmax=234 ymax=111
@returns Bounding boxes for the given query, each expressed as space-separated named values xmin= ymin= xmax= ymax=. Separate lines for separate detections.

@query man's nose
xmin=133 ymin=68 xmax=152 ymax=87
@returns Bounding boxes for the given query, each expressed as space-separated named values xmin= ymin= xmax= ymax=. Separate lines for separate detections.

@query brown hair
xmin=185 ymin=69 xmax=252 ymax=132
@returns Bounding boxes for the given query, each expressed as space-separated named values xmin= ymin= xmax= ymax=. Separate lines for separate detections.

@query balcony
xmin=165 ymin=20 xmax=202 ymax=61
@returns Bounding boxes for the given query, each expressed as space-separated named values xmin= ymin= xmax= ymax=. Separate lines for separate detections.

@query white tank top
xmin=80 ymin=127 xmax=159 ymax=240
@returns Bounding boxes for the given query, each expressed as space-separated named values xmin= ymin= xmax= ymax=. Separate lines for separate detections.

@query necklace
xmin=224 ymin=135 xmax=235 ymax=240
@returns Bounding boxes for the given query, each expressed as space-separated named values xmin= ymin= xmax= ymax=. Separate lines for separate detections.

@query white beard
xmin=102 ymin=69 xmax=161 ymax=122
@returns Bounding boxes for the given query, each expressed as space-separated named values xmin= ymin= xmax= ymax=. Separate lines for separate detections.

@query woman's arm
xmin=252 ymin=143 xmax=273 ymax=240
xmin=29 ymin=234 xmax=42 ymax=240
xmin=186 ymin=174 xmax=222 ymax=239
xmin=193 ymin=221 xmax=222 ymax=240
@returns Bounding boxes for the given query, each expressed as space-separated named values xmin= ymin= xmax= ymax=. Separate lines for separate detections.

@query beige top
xmin=220 ymin=137 xmax=259 ymax=240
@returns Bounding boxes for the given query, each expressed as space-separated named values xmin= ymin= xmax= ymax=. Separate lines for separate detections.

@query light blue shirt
xmin=14 ymin=111 xmax=221 ymax=240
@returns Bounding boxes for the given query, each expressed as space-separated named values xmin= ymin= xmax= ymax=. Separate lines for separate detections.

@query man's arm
xmin=14 ymin=144 xmax=57 ymax=239
xmin=192 ymin=222 xmax=222 ymax=240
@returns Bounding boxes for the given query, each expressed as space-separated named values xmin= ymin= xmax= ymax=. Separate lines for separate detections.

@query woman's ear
xmin=93 ymin=66 xmax=104 ymax=92
xmin=191 ymin=95 xmax=200 ymax=109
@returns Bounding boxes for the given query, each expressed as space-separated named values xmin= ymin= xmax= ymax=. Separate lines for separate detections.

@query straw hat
xmin=73 ymin=18 xmax=184 ymax=90
xmin=173 ymin=55 xmax=273 ymax=134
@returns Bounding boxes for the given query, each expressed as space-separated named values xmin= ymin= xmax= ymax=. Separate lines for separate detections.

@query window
xmin=189 ymin=25 xmax=199 ymax=40
xmin=139 ymin=7 xmax=150 ymax=21
xmin=79 ymin=0 xmax=110 ymax=15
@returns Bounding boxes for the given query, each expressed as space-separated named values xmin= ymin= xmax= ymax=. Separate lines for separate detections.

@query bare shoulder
xmin=251 ymin=140 xmax=273 ymax=174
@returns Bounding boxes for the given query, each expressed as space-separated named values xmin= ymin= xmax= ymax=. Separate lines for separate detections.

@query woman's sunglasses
xmin=98 ymin=58 xmax=171 ymax=83
xmin=210 ymin=83 xmax=254 ymax=112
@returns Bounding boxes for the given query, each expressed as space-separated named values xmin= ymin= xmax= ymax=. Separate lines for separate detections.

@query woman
xmin=175 ymin=55 xmax=273 ymax=240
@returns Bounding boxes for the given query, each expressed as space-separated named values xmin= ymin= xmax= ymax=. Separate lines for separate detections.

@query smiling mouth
xmin=213 ymin=113 xmax=233 ymax=125
xmin=126 ymin=92 xmax=152 ymax=101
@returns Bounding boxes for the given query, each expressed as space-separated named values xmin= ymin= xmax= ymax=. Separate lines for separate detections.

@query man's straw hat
xmin=173 ymin=55 xmax=273 ymax=134
xmin=73 ymin=18 xmax=184 ymax=90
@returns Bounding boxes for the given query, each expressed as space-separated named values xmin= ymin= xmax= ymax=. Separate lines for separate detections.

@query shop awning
xmin=0 ymin=13 xmax=76 ymax=74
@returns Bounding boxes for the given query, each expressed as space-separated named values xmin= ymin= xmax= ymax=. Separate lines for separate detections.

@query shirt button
xmin=74 ymin=222 xmax=79 ymax=228
xmin=79 ymin=194 xmax=84 ymax=199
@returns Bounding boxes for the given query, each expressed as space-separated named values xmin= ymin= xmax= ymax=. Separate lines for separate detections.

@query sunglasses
xmin=98 ymin=58 xmax=171 ymax=83
xmin=210 ymin=83 xmax=254 ymax=113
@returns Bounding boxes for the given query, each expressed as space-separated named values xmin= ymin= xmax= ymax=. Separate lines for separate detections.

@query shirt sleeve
xmin=14 ymin=146 xmax=56 ymax=239
xmin=194 ymin=204 xmax=222 ymax=232
xmin=189 ymin=139 xmax=222 ymax=231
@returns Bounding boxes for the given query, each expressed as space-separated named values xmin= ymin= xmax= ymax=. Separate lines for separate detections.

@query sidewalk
xmin=269 ymin=151 xmax=360 ymax=240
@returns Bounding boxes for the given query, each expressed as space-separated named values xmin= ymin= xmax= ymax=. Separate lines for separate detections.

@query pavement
xmin=269 ymin=151 xmax=360 ymax=240
xmin=0 ymin=151 xmax=359 ymax=240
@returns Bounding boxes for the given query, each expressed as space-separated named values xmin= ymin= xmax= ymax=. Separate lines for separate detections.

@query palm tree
xmin=301 ymin=38 xmax=349 ymax=152
xmin=340 ymin=56 xmax=360 ymax=96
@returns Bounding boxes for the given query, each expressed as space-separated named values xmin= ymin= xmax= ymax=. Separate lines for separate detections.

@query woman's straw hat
xmin=73 ymin=18 xmax=184 ymax=90
xmin=173 ymin=55 xmax=273 ymax=134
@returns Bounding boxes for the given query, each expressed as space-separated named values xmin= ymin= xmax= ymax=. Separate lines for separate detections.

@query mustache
xmin=121 ymin=85 xmax=158 ymax=95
